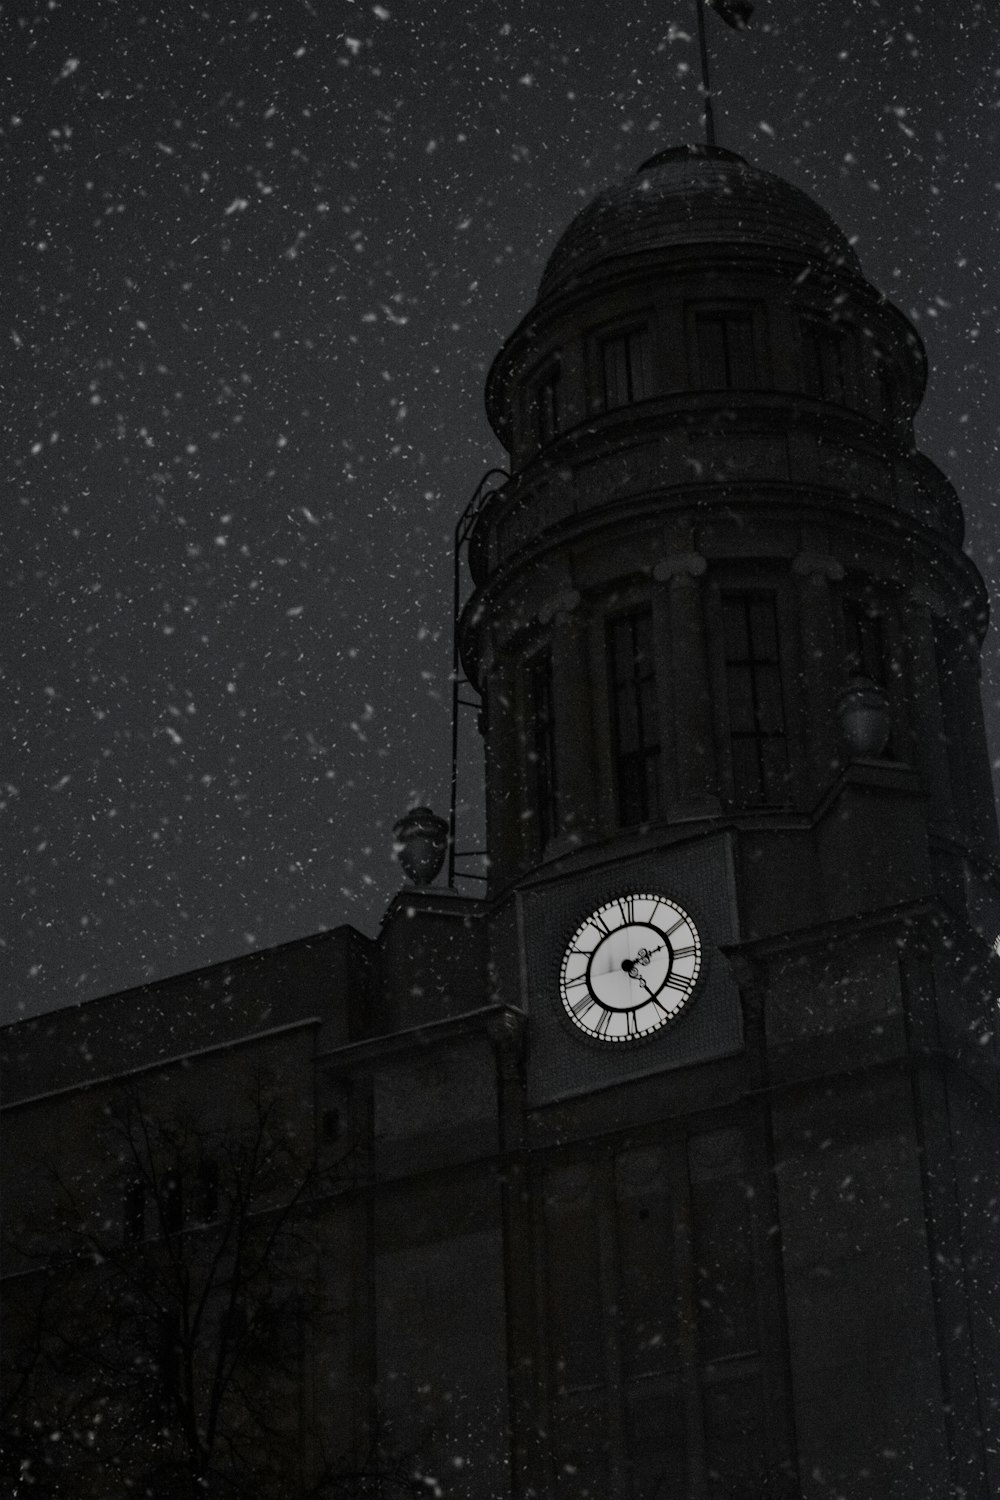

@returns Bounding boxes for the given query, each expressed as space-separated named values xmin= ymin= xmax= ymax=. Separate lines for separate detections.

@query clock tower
xmin=5 ymin=144 xmax=1000 ymax=1500
xmin=456 ymin=145 xmax=1000 ymax=1498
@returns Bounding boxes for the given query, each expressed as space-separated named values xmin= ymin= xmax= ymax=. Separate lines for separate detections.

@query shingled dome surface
xmin=538 ymin=144 xmax=862 ymax=299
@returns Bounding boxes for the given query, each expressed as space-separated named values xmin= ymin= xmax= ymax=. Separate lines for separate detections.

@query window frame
xmin=528 ymin=1122 xmax=787 ymax=1499
xmin=718 ymin=589 xmax=791 ymax=809
xmin=597 ymin=324 xmax=652 ymax=412
xmin=799 ymin=315 xmax=859 ymax=407
xmin=586 ymin=315 xmax=656 ymax=415
xmin=605 ymin=606 xmax=661 ymax=828
xmin=518 ymin=353 xmax=564 ymax=459
xmin=688 ymin=300 xmax=767 ymax=391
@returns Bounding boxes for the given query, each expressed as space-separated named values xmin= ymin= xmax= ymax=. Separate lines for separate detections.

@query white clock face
xmin=559 ymin=893 xmax=702 ymax=1043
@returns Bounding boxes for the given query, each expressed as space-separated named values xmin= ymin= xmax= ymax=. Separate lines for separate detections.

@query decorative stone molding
xmin=791 ymin=552 xmax=845 ymax=582
xmin=652 ymin=552 xmax=707 ymax=582
xmin=537 ymin=588 xmax=581 ymax=625
xmin=477 ymin=635 xmax=495 ymax=676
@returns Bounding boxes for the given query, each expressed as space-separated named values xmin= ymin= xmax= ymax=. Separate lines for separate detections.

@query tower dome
xmin=539 ymin=144 xmax=862 ymax=299
xmin=483 ymin=144 xmax=931 ymax=474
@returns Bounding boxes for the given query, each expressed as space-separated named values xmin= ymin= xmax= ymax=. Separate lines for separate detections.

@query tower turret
xmin=460 ymin=145 xmax=997 ymax=909
xmin=455 ymin=145 xmax=1000 ymax=1499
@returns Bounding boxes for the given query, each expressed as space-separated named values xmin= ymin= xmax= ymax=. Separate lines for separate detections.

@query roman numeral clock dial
xmin=559 ymin=894 xmax=703 ymax=1043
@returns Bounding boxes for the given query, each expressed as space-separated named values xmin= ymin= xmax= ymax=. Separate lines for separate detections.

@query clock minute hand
xmin=636 ymin=971 xmax=658 ymax=1001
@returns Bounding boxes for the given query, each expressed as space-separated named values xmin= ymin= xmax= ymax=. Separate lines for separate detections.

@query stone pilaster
xmin=791 ymin=551 xmax=844 ymax=800
xmin=654 ymin=553 xmax=720 ymax=816
xmin=539 ymin=588 xmax=598 ymax=846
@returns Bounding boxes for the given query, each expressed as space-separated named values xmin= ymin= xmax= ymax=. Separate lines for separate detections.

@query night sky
xmin=7 ymin=0 xmax=1000 ymax=1021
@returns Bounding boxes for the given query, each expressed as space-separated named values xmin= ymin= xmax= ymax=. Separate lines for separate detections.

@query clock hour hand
xmin=621 ymin=959 xmax=656 ymax=998
xmin=621 ymin=944 xmax=666 ymax=976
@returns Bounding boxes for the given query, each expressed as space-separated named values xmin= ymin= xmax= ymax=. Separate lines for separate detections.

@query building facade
xmin=4 ymin=145 xmax=1000 ymax=1500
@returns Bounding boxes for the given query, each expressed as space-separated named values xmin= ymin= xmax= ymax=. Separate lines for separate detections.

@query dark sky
xmin=6 ymin=0 xmax=1000 ymax=1021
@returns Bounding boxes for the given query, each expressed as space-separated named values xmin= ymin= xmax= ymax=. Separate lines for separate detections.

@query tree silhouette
xmin=2 ymin=1076 xmax=422 ymax=1500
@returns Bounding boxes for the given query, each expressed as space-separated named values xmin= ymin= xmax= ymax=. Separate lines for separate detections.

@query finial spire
xmin=695 ymin=0 xmax=718 ymax=148
xmin=695 ymin=0 xmax=754 ymax=149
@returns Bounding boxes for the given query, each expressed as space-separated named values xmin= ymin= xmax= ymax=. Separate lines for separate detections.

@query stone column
xmin=791 ymin=551 xmax=844 ymax=799
xmin=653 ymin=553 xmax=720 ymax=816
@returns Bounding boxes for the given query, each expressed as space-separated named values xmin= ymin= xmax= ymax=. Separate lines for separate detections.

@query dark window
xmin=123 ymin=1178 xmax=146 ymax=1243
xmin=695 ymin=310 xmax=757 ymax=389
xmin=801 ymin=319 xmax=854 ymax=403
xmin=198 ymin=1159 xmax=219 ymax=1221
xmin=608 ymin=610 xmax=660 ymax=826
xmin=600 ymin=328 xmax=650 ymax=410
xmin=162 ymin=1169 xmax=183 ymax=1235
xmin=538 ymin=1137 xmax=771 ymax=1500
xmin=723 ymin=593 xmax=788 ymax=806
xmin=535 ymin=367 xmax=561 ymax=445
xmin=844 ymin=599 xmax=888 ymax=687
xmin=528 ymin=650 xmax=559 ymax=848
xmin=158 ymin=1311 xmax=182 ymax=1409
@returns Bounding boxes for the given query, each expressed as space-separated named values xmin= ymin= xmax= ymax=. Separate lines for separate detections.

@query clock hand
xmin=636 ymin=971 xmax=657 ymax=1000
xmin=620 ymin=960 xmax=655 ymax=998
xmin=621 ymin=944 xmax=667 ymax=976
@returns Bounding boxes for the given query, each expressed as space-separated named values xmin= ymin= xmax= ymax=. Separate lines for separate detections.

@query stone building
xmin=4 ymin=144 xmax=1000 ymax=1500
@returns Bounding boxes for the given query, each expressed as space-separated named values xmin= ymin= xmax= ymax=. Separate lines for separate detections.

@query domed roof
xmin=539 ymin=144 xmax=861 ymax=299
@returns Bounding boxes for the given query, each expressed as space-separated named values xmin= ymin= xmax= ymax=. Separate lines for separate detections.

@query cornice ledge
xmin=653 ymin=552 xmax=707 ymax=582
xmin=791 ymin=551 xmax=845 ymax=581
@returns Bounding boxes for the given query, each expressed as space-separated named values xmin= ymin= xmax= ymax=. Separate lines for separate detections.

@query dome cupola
xmin=460 ymin=145 xmax=992 ymax=893
xmin=538 ymin=144 xmax=862 ymax=301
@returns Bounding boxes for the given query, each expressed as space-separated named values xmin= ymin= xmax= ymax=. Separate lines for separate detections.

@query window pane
xmin=638 ymin=680 xmax=658 ymax=735
xmin=608 ymin=611 xmax=660 ymax=825
xmin=615 ymin=691 xmax=641 ymax=754
xmin=803 ymin=320 xmax=852 ymax=403
xmin=602 ymin=335 xmax=629 ymax=409
xmin=725 ymin=315 xmax=757 ymax=387
xmin=748 ymin=597 xmax=778 ymax=659
xmin=536 ymin=371 xmax=560 ymax=444
xmin=696 ymin=314 xmax=728 ymax=388
xmin=727 ymin=664 xmax=756 ymax=734
xmin=618 ymin=759 xmax=645 ymax=826
xmin=610 ymin=617 xmax=633 ymax=682
xmin=754 ymin=665 xmax=785 ymax=735
xmin=845 ymin=602 xmax=886 ymax=685
xmin=629 ymin=330 xmax=650 ymax=401
xmin=801 ymin=322 xmax=825 ymax=397
xmin=760 ymin=736 xmax=789 ymax=798
xmin=723 ymin=596 xmax=749 ymax=659
xmin=730 ymin=739 xmax=762 ymax=806
xmin=642 ymin=751 xmax=661 ymax=821
xmin=723 ymin=593 xmax=787 ymax=807
xmin=633 ymin=609 xmax=653 ymax=662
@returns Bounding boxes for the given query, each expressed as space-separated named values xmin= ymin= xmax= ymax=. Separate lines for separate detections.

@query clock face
xmin=559 ymin=893 xmax=702 ymax=1043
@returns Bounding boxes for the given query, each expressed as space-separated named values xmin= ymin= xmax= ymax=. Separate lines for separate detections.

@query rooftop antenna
xmin=694 ymin=0 xmax=754 ymax=149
